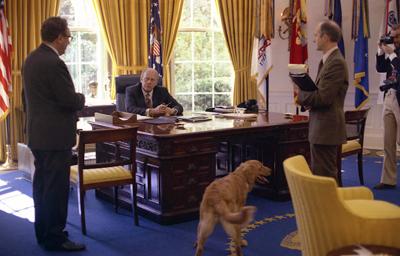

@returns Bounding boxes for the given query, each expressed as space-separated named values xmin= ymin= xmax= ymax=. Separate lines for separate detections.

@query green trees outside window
xmin=59 ymin=0 xmax=109 ymax=104
xmin=173 ymin=0 xmax=234 ymax=112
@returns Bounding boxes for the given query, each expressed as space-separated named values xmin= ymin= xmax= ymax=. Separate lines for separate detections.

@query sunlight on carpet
xmin=280 ymin=230 xmax=301 ymax=251
xmin=0 ymin=177 xmax=34 ymax=222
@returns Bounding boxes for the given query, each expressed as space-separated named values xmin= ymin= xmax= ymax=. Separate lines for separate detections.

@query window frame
xmin=172 ymin=0 xmax=233 ymax=112
xmin=59 ymin=0 xmax=110 ymax=104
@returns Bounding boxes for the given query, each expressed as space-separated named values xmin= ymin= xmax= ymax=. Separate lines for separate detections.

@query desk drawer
xmin=169 ymin=137 xmax=217 ymax=156
xmin=163 ymin=153 xmax=215 ymax=210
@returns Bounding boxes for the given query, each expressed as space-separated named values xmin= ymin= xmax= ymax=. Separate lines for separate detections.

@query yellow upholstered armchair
xmin=283 ymin=155 xmax=400 ymax=256
xmin=70 ymin=127 xmax=139 ymax=235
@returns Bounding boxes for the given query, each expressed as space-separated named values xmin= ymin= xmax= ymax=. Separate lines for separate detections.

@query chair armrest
xmin=337 ymin=186 xmax=374 ymax=200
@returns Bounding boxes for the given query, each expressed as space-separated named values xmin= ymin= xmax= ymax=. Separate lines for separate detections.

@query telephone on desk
xmin=237 ymin=99 xmax=258 ymax=113
xmin=205 ymin=99 xmax=258 ymax=113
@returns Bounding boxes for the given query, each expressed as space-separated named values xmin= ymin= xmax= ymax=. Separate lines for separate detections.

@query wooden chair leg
xmin=77 ymin=188 xmax=87 ymax=235
xmin=130 ymin=183 xmax=139 ymax=226
xmin=357 ymin=152 xmax=364 ymax=185
xmin=114 ymin=186 xmax=119 ymax=213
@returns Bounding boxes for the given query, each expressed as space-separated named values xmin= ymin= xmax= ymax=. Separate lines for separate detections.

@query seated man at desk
xmin=125 ymin=68 xmax=183 ymax=117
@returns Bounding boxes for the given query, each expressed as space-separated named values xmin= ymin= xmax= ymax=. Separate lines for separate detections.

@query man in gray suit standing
xmin=295 ymin=20 xmax=349 ymax=180
xmin=23 ymin=17 xmax=85 ymax=251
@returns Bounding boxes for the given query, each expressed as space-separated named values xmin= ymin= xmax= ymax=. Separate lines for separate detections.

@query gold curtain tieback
xmin=12 ymin=70 xmax=21 ymax=76
xmin=234 ymin=66 xmax=250 ymax=73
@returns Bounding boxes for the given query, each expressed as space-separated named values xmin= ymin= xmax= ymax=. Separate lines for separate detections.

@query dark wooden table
xmin=90 ymin=112 xmax=309 ymax=224
xmin=327 ymin=244 xmax=400 ymax=256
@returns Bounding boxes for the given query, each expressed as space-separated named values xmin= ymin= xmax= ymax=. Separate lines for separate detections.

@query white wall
xmin=268 ymin=0 xmax=385 ymax=149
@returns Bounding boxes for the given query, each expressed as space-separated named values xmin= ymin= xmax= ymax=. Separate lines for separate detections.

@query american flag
xmin=0 ymin=0 xmax=11 ymax=121
xmin=148 ymin=0 xmax=163 ymax=77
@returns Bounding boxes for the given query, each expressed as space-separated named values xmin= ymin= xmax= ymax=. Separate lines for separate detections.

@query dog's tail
xmin=215 ymin=203 xmax=256 ymax=227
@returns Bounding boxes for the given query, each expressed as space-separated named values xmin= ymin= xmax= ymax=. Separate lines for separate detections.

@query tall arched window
xmin=172 ymin=0 xmax=234 ymax=111
xmin=59 ymin=0 xmax=110 ymax=105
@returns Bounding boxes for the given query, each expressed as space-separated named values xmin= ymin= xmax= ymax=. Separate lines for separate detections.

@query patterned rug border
xmin=280 ymin=230 xmax=300 ymax=250
xmin=225 ymin=213 xmax=295 ymax=256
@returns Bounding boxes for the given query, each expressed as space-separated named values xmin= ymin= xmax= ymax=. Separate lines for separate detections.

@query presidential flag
xmin=252 ymin=0 xmax=274 ymax=111
xmin=381 ymin=0 xmax=399 ymax=35
xmin=352 ymin=0 xmax=370 ymax=109
xmin=0 ymin=0 xmax=12 ymax=121
xmin=148 ymin=0 xmax=163 ymax=77
xmin=256 ymin=36 xmax=272 ymax=110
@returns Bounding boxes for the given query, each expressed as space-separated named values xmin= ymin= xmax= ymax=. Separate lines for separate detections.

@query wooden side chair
xmin=337 ymin=108 xmax=370 ymax=186
xmin=70 ymin=127 xmax=138 ymax=235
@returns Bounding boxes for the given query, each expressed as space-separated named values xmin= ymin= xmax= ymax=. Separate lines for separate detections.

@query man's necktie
xmin=316 ymin=60 xmax=323 ymax=78
xmin=145 ymin=93 xmax=152 ymax=108
xmin=318 ymin=60 xmax=324 ymax=73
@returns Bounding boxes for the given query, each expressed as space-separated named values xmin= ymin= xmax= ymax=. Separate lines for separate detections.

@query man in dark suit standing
xmin=374 ymin=24 xmax=400 ymax=190
xmin=125 ymin=68 xmax=183 ymax=117
xmin=295 ymin=20 xmax=349 ymax=180
xmin=23 ymin=17 xmax=85 ymax=251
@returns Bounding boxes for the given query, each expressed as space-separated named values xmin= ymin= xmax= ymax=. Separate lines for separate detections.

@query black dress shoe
xmin=373 ymin=183 xmax=396 ymax=190
xmin=63 ymin=230 xmax=69 ymax=237
xmin=44 ymin=240 xmax=86 ymax=251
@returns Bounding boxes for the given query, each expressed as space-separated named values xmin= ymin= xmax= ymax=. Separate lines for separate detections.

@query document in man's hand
xmin=289 ymin=73 xmax=318 ymax=91
xmin=288 ymin=64 xmax=308 ymax=74
xmin=288 ymin=63 xmax=317 ymax=91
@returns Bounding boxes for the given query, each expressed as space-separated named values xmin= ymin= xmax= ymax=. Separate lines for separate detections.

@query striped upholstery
xmin=283 ymin=155 xmax=400 ymax=256
xmin=70 ymin=165 xmax=132 ymax=185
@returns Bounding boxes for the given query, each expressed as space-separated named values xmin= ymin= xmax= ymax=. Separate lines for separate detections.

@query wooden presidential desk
xmin=90 ymin=112 xmax=309 ymax=224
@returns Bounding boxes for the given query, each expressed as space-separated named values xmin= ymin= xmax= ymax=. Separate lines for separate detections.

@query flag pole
xmin=265 ymin=75 xmax=269 ymax=112
xmin=0 ymin=0 xmax=15 ymax=171
xmin=0 ymin=114 xmax=17 ymax=170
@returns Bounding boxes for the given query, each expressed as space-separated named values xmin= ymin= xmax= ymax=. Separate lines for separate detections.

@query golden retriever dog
xmin=194 ymin=160 xmax=271 ymax=256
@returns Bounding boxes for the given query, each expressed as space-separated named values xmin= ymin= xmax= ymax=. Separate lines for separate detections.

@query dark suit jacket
xmin=23 ymin=43 xmax=85 ymax=150
xmin=297 ymin=49 xmax=348 ymax=145
xmin=376 ymin=48 xmax=400 ymax=78
xmin=376 ymin=49 xmax=400 ymax=105
xmin=125 ymin=83 xmax=183 ymax=115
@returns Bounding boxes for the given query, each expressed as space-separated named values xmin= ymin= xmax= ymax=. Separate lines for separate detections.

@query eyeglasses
xmin=63 ymin=34 xmax=73 ymax=42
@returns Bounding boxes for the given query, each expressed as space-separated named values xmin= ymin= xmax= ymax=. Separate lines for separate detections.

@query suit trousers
xmin=310 ymin=143 xmax=339 ymax=181
xmin=381 ymin=89 xmax=400 ymax=185
xmin=32 ymin=149 xmax=71 ymax=246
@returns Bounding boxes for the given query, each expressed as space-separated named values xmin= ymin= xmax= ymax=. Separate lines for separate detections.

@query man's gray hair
xmin=319 ymin=20 xmax=342 ymax=43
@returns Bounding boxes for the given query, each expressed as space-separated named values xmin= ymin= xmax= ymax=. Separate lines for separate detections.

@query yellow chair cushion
xmin=341 ymin=139 xmax=361 ymax=153
xmin=345 ymin=199 xmax=400 ymax=219
xmin=70 ymin=165 xmax=132 ymax=185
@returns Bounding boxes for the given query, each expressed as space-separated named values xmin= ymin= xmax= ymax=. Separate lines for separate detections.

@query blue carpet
xmin=0 ymin=155 xmax=398 ymax=256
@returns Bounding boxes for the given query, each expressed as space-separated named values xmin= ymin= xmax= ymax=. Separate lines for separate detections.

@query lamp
xmin=278 ymin=7 xmax=292 ymax=40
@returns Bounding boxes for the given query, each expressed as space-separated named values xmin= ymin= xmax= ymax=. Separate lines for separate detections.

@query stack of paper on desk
xmin=177 ymin=115 xmax=211 ymax=122
xmin=142 ymin=116 xmax=177 ymax=124
xmin=214 ymin=106 xmax=235 ymax=113
xmin=218 ymin=113 xmax=258 ymax=119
